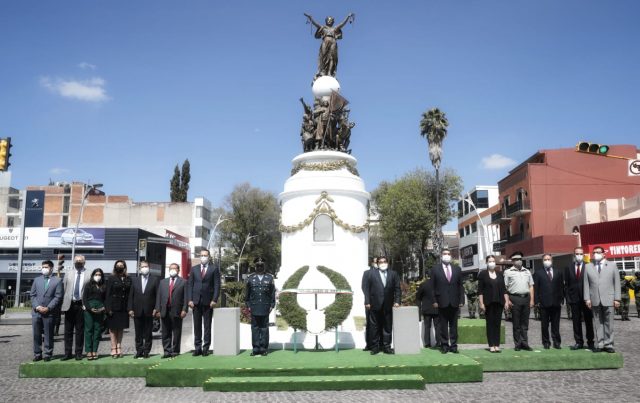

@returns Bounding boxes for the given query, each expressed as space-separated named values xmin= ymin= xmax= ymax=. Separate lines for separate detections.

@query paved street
xmin=1 ymin=306 xmax=637 ymax=403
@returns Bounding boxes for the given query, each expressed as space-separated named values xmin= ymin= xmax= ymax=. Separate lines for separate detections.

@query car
xmin=60 ymin=228 xmax=94 ymax=244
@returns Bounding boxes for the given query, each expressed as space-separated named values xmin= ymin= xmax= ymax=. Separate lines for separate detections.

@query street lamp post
xmin=464 ymin=193 xmax=491 ymax=268
xmin=70 ymin=183 xmax=103 ymax=263
xmin=206 ymin=215 xmax=230 ymax=275
xmin=237 ymin=234 xmax=257 ymax=282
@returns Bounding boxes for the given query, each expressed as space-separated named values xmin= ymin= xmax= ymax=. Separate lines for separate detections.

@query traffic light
xmin=0 ymin=137 xmax=12 ymax=171
xmin=57 ymin=254 xmax=65 ymax=273
xmin=576 ymin=141 xmax=609 ymax=156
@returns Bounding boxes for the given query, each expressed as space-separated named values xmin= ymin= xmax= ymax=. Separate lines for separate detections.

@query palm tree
xmin=419 ymin=108 xmax=449 ymax=256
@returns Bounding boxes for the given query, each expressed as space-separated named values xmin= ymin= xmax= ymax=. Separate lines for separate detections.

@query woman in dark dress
xmin=82 ymin=268 xmax=106 ymax=360
xmin=105 ymin=260 xmax=131 ymax=358
xmin=478 ymin=255 xmax=509 ymax=353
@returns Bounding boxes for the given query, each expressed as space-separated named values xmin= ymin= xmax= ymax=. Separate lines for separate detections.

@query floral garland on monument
xmin=278 ymin=265 xmax=353 ymax=331
xmin=290 ymin=159 xmax=359 ymax=177
xmin=279 ymin=191 xmax=369 ymax=234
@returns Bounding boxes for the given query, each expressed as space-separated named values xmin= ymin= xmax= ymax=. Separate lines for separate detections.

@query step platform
xmin=202 ymin=374 xmax=425 ymax=392
xmin=461 ymin=348 xmax=623 ymax=372
xmin=146 ymin=349 xmax=483 ymax=387
xmin=19 ymin=354 xmax=163 ymax=378
xmin=457 ymin=319 xmax=505 ymax=344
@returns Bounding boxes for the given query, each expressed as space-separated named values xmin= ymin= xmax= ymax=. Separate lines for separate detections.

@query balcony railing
xmin=507 ymin=199 xmax=531 ymax=216
xmin=492 ymin=240 xmax=507 ymax=252
xmin=490 ymin=209 xmax=512 ymax=224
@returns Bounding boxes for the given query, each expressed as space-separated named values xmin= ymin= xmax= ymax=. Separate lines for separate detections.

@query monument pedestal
xmin=276 ymin=150 xmax=370 ymax=349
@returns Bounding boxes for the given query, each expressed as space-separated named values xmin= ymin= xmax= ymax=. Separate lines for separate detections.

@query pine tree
xmin=170 ymin=164 xmax=181 ymax=202
xmin=179 ymin=159 xmax=191 ymax=202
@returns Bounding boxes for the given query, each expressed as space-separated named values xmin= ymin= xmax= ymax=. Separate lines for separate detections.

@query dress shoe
xmin=450 ymin=347 xmax=459 ymax=354
xmin=553 ymin=344 xmax=561 ymax=350
xmin=250 ymin=352 xmax=259 ymax=356
xmin=383 ymin=348 xmax=395 ymax=355
xmin=33 ymin=356 xmax=42 ymax=362
xmin=592 ymin=348 xmax=602 ymax=353
xmin=43 ymin=357 xmax=51 ymax=362
xmin=202 ymin=350 xmax=210 ymax=357
xmin=514 ymin=347 xmax=521 ymax=351
xmin=440 ymin=347 xmax=448 ymax=354
xmin=143 ymin=353 xmax=150 ymax=359
xmin=362 ymin=346 xmax=371 ymax=352
xmin=261 ymin=351 xmax=269 ymax=356
xmin=370 ymin=349 xmax=380 ymax=355
xmin=603 ymin=347 xmax=615 ymax=353
xmin=521 ymin=345 xmax=533 ymax=351
xmin=192 ymin=350 xmax=202 ymax=357
xmin=75 ymin=355 xmax=83 ymax=360
xmin=587 ymin=343 xmax=595 ymax=350
xmin=61 ymin=354 xmax=73 ymax=361
xmin=569 ymin=344 xmax=583 ymax=350
xmin=133 ymin=353 xmax=142 ymax=359
xmin=543 ymin=344 xmax=550 ymax=350
xmin=161 ymin=353 xmax=171 ymax=359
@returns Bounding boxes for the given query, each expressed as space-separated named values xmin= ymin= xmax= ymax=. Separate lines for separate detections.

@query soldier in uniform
xmin=463 ymin=273 xmax=479 ymax=319
xmin=620 ymin=271 xmax=631 ymax=321
xmin=633 ymin=271 xmax=640 ymax=318
xmin=245 ymin=257 xmax=276 ymax=356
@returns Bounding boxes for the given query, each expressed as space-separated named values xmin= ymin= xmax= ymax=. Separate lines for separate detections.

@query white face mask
xmin=543 ymin=260 xmax=552 ymax=268
xmin=574 ymin=254 xmax=584 ymax=263
xmin=593 ymin=253 xmax=603 ymax=262
xmin=169 ymin=269 xmax=178 ymax=278
xmin=200 ymin=256 xmax=209 ymax=265
xmin=378 ymin=263 xmax=388 ymax=271
xmin=93 ymin=275 xmax=102 ymax=283
xmin=487 ymin=262 xmax=496 ymax=271
xmin=513 ymin=260 xmax=523 ymax=268
xmin=441 ymin=255 xmax=452 ymax=264
xmin=41 ymin=268 xmax=51 ymax=276
xmin=140 ymin=267 xmax=150 ymax=276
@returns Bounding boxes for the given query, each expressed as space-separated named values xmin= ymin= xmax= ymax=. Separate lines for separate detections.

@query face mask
xmin=256 ymin=264 xmax=265 ymax=273
xmin=41 ymin=268 xmax=51 ymax=276
xmin=574 ymin=254 xmax=583 ymax=263
xmin=93 ymin=275 xmax=102 ymax=283
xmin=487 ymin=262 xmax=496 ymax=271
xmin=169 ymin=270 xmax=178 ymax=278
xmin=593 ymin=253 xmax=603 ymax=262
xmin=543 ymin=260 xmax=552 ymax=268
xmin=441 ymin=255 xmax=452 ymax=264
xmin=200 ymin=256 xmax=209 ymax=265
xmin=379 ymin=263 xmax=388 ymax=271
xmin=513 ymin=260 xmax=523 ymax=268
xmin=140 ymin=267 xmax=150 ymax=276
xmin=75 ymin=262 xmax=83 ymax=269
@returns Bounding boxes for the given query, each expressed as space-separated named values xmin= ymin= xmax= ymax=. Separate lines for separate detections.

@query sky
xmin=1 ymin=1 xmax=639 ymax=229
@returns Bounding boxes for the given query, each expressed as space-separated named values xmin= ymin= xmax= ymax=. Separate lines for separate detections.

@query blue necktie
xmin=44 ymin=277 xmax=50 ymax=291
xmin=74 ymin=270 xmax=81 ymax=300
xmin=597 ymin=263 xmax=601 ymax=274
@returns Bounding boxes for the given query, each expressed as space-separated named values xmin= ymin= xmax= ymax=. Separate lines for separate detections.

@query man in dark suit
xmin=186 ymin=249 xmax=221 ymax=356
xmin=60 ymin=254 xmax=91 ymax=360
xmin=416 ymin=275 xmax=440 ymax=348
xmin=361 ymin=257 xmax=377 ymax=351
xmin=362 ymin=256 xmax=401 ymax=355
xmin=128 ymin=260 xmax=160 ymax=359
xmin=564 ymin=247 xmax=594 ymax=350
xmin=431 ymin=248 xmax=464 ymax=354
xmin=30 ymin=260 xmax=63 ymax=361
xmin=533 ymin=254 xmax=565 ymax=349
xmin=245 ymin=257 xmax=276 ymax=356
xmin=155 ymin=263 xmax=188 ymax=358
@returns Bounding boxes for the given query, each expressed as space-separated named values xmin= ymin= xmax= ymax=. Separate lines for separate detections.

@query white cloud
xmin=480 ymin=154 xmax=517 ymax=170
xmin=77 ymin=62 xmax=96 ymax=70
xmin=49 ymin=167 xmax=69 ymax=175
xmin=40 ymin=76 xmax=109 ymax=102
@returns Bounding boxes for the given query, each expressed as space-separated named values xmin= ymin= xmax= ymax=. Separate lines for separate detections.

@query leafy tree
xmin=169 ymin=165 xmax=181 ymax=202
xmin=372 ymin=168 xmax=462 ymax=279
xmin=179 ymin=159 xmax=190 ymax=202
xmin=218 ymin=183 xmax=281 ymax=278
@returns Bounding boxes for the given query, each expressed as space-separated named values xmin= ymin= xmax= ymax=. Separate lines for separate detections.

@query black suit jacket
xmin=186 ymin=264 xmax=221 ymax=305
xmin=128 ymin=275 xmax=160 ymax=317
xmin=477 ymin=270 xmax=507 ymax=305
xmin=155 ymin=277 xmax=188 ymax=318
xmin=431 ymin=262 xmax=465 ymax=308
xmin=564 ymin=262 xmax=585 ymax=304
xmin=416 ymin=278 xmax=438 ymax=315
xmin=533 ymin=266 xmax=565 ymax=307
xmin=363 ymin=269 xmax=401 ymax=311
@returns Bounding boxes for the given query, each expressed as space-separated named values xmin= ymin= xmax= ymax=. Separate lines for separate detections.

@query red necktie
xmin=201 ymin=265 xmax=206 ymax=278
xmin=168 ymin=278 xmax=175 ymax=306
xmin=576 ymin=264 xmax=581 ymax=279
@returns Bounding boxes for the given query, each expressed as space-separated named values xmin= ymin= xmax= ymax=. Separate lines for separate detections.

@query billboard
xmin=24 ymin=190 xmax=45 ymax=227
xmin=0 ymin=227 xmax=105 ymax=249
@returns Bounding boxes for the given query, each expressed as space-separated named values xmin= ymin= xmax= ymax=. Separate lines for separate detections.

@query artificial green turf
xmin=457 ymin=319 xmax=506 ymax=344
xmin=202 ymin=374 xmax=425 ymax=392
xmin=461 ymin=348 xmax=624 ymax=372
xmin=19 ymin=354 xmax=163 ymax=378
xmin=146 ymin=349 xmax=483 ymax=387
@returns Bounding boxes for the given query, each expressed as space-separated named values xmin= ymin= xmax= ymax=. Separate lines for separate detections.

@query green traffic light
xmin=598 ymin=145 xmax=609 ymax=154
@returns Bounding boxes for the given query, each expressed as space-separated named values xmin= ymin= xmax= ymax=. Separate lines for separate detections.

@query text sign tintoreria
xmin=589 ymin=241 xmax=640 ymax=258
